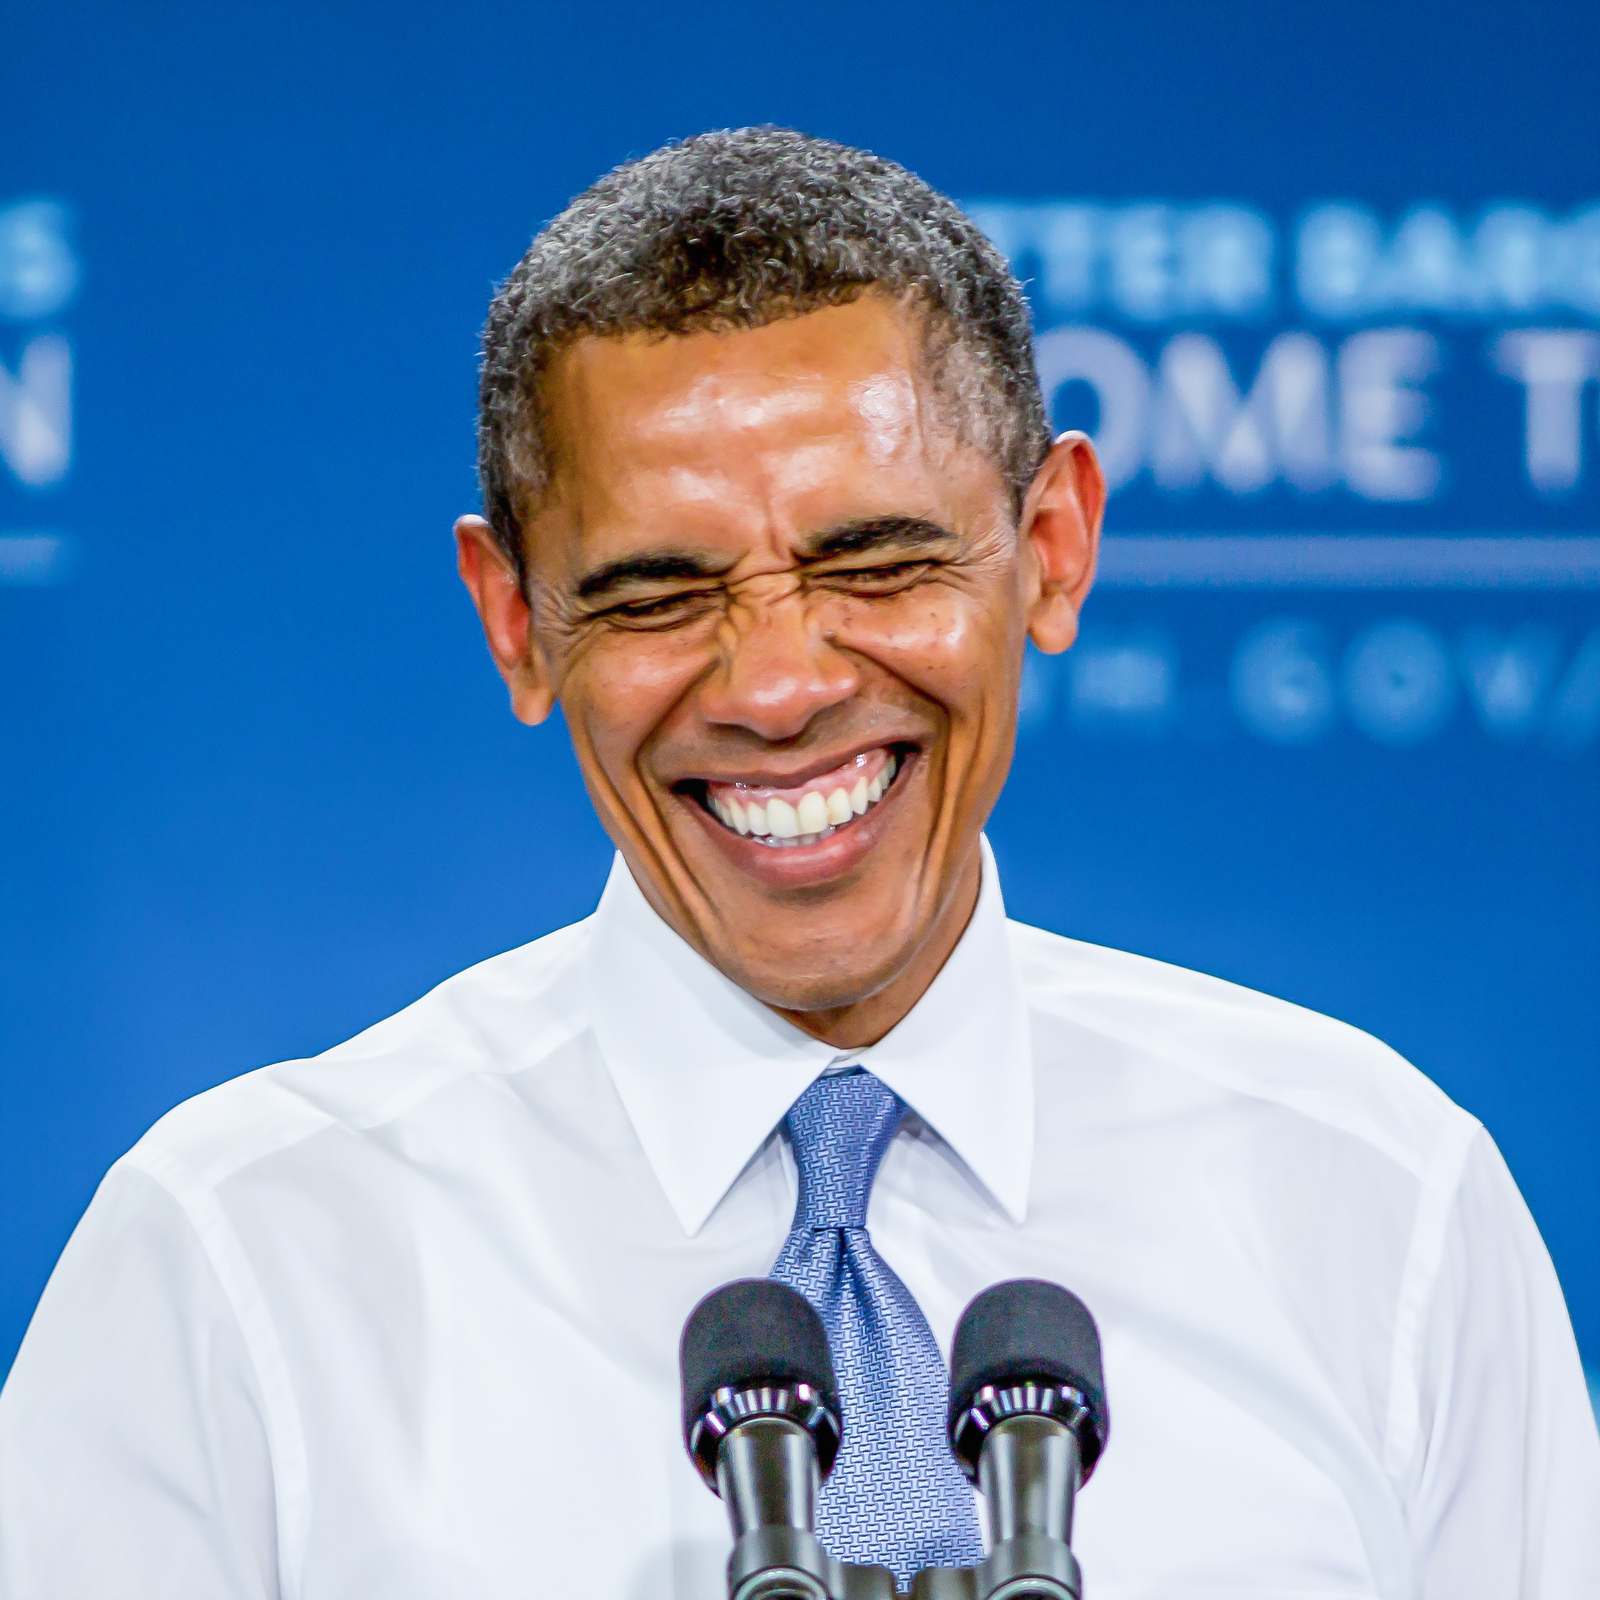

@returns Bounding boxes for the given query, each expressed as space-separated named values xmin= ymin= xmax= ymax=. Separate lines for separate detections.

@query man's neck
xmin=770 ymin=850 xmax=984 ymax=1050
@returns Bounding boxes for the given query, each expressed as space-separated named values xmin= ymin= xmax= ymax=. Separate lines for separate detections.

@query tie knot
xmin=783 ymin=1069 xmax=906 ymax=1230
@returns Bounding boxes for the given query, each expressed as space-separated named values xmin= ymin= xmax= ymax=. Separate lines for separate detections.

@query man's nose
xmin=698 ymin=591 xmax=859 ymax=741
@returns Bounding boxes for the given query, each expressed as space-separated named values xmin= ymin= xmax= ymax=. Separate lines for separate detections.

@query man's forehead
xmin=544 ymin=298 xmax=943 ymax=469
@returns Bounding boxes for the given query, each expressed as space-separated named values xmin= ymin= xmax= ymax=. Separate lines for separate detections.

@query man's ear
xmin=1021 ymin=430 xmax=1105 ymax=655
xmin=454 ymin=514 xmax=557 ymax=726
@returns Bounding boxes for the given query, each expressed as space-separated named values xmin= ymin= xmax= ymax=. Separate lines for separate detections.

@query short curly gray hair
xmin=476 ymin=126 xmax=1051 ymax=576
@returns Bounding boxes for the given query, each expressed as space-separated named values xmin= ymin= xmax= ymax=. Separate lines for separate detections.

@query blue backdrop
xmin=3 ymin=0 xmax=1596 ymax=1413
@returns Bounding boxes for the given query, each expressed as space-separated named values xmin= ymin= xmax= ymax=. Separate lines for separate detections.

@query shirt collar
xmin=584 ymin=835 xmax=1033 ymax=1235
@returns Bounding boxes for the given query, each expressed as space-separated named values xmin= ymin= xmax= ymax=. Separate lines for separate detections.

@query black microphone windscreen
xmin=948 ymin=1279 xmax=1110 ymax=1467
xmin=679 ymin=1278 xmax=838 ymax=1448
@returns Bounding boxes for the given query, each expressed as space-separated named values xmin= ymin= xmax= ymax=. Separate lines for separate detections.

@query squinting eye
xmin=603 ymin=590 xmax=719 ymax=627
xmin=819 ymin=561 xmax=933 ymax=591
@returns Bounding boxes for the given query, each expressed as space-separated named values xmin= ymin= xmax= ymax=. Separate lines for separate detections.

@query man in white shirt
xmin=2 ymin=126 xmax=1596 ymax=1599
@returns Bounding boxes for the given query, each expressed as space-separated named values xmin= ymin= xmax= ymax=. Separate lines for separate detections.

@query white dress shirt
xmin=3 ymin=838 xmax=1597 ymax=1600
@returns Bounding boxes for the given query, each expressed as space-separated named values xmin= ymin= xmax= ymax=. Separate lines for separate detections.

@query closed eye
xmin=599 ymin=589 xmax=720 ymax=627
xmin=812 ymin=560 xmax=936 ymax=593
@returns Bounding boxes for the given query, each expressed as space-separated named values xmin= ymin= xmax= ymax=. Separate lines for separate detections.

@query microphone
xmin=946 ymin=1280 xmax=1111 ymax=1600
xmin=679 ymin=1276 xmax=1107 ymax=1600
xmin=680 ymin=1278 xmax=862 ymax=1600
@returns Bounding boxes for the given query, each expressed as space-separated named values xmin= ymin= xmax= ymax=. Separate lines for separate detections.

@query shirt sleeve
xmin=1409 ymin=1124 xmax=1600 ymax=1599
xmin=0 ymin=1159 xmax=282 ymax=1599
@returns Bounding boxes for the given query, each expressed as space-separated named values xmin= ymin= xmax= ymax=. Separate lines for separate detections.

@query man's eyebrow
xmin=800 ymin=516 xmax=960 ymax=560
xmin=574 ymin=551 xmax=728 ymax=603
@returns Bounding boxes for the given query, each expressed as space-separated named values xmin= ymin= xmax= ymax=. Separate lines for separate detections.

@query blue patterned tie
xmin=770 ymin=1068 xmax=984 ymax=1589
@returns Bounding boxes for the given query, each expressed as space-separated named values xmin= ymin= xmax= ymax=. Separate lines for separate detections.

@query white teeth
xmin=706 ymin=752 xmax=905 ymax=842
xmin=766 ymin=797 xmax=800 ymax=839
xmin=796 ymin=791 xmax=829 ymax=834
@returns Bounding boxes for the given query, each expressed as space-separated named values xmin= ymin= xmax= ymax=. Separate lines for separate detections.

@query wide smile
xmin=671 ymin=742 xmax=920 ymax=886
xmin=698 ymin=745 xmax=907 ymax=845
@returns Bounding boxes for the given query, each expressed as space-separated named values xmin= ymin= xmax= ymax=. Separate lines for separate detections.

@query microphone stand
xmin=907 ymin=1405 xmax=1084 ymax=1600
xmin=713 ymin=1410 xmax=897 ymax=1600
xmin=722 ymin=1396 xmax=1082 ymax=1600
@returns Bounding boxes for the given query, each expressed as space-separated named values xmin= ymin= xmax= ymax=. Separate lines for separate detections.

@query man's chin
xmin=706 ymin=938 xmax=912 ymax=1023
